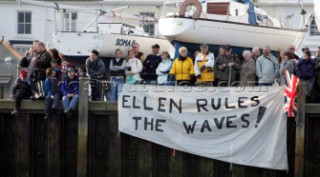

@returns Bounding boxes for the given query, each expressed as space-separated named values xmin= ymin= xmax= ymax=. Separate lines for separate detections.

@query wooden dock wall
xmin=0 ymin=79 xmax=320 ymax=177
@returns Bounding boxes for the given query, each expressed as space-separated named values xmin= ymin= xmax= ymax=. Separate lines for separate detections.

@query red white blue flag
xmin=284 ymin=70 xmax=299 ymax=117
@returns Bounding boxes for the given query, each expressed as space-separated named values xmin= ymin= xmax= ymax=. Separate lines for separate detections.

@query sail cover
xmin=235 ymin=0 xmax=257 ymax=25
xmin=315 ymin=0 xmax=320 ymax=31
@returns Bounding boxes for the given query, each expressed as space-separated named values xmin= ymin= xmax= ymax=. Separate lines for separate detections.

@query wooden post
xmin=295 ymin=81 xmax=307 ymax=177
xmin=77 ymin=77 xmax=89 ymax=177
xmin=0 ymin=87 xmax=3 ymax=99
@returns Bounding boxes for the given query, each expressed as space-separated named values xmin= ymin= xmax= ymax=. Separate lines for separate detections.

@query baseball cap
xmin=67 ymin=67 xmax=75 ymax=73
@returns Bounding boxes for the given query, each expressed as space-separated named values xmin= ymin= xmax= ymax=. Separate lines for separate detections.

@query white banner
xmin=119 ymin=85 xmax=288 ymax=170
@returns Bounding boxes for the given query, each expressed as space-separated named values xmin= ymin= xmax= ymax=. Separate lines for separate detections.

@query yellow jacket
xmin=170 ymin=57 xmax=195 ymax=80
xmin=194 ymin=52 xmax=215 ymax=82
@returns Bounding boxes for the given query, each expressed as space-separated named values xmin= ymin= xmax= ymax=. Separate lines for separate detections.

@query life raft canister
xmin=179 ymin=0 xmax=203 ymax=20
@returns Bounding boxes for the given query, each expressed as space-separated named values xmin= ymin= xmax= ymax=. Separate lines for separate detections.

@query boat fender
xmin=179 ymin=0 xmax=202 ymax=20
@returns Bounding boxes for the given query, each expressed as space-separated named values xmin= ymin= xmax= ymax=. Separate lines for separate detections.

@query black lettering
xmin=213 ymin=117 xmax=225 ymax=129
xmin=127 ymin=40 xmax=131 ymax=47
xmin=251 ymin=96 xmax=260 ymax=107
xmin=226 ymin=115 xmax=237 ymax=128
xmin=170 ymin=98 xmax=182 ymax=113
xmin=197 ymin=99 xmax=208 ymax=112
xmin=183 ymin=121 xmax=197 ymax=134
xmin=122 ymin=95 xmax=130 ymax=108
xmin=211 ymin=98 xmax=221 ymax=110
xmin=143 ymin=97 xmax=153 ymax=111
xmin=241 ymin=114 xmax=250 ymax=128
xmin=144 ymin=117 xmax=153 ymax=130
xmin=158 ymin=97 xmax=166 ymax=112
xmin=133 ymin=96 xmax=140 ymax=109
xmin=238 ymin=97 xmax=248 ymax=108
xmin=133 ymin=116 xmax=141 ymax=130
xmin=201 ymin=120 xmax=212 ymax=133
xmin=225 ymin=98 xmax=236 ymax=109
xmin=156 ymin=119 xmax=166 ymax=132
xmin=115 ymin=39 xmax=120 ymax=46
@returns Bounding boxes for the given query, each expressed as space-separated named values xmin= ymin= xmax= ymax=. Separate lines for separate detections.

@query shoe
xmin=65 ymin=107 xmax=71 ymax=114
xmin=44 ymin=114 xmax=51 ymax=120
xmin=11 ymin=109 xmax=19 ymax=117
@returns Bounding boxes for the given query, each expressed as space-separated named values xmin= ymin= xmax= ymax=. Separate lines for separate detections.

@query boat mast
xmin=299 ymin=0 xmax=307 ymax=29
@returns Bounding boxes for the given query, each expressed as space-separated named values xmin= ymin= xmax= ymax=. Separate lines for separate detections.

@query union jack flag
xmin=284 ymin=70 xmax=299 ymax=118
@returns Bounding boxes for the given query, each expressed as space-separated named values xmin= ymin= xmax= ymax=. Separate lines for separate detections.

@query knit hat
xmin=67 ymin=67 xmax=75 ymax=73
xmin=20 ymin=70 xmax=28 ymax=79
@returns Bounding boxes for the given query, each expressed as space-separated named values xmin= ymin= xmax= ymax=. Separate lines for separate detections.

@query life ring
xmin=179 ymin=0 xmax=203 ymax=20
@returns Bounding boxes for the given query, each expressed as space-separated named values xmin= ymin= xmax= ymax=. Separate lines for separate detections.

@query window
xmin=63 ymin=12 xmax=77 ymax=32
xmin=17 ymin=12 xmax=32 ymax=34
xmin=13 ymin=44 xmax=32 ymax=55
xmin=310 ymin=16 xmax=320 ymax=36
xmin=140 ymin=12 xmax=155 ymax=35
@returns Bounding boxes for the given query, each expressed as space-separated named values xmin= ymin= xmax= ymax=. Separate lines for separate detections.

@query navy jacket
xmin=60 ymin=76 xmax=79 ymax=96
xmin=296 ymin=59 xmax=315 ymax=80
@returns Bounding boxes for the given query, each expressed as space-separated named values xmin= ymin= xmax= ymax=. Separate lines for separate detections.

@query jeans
xmin=45 ymin=93 xmax=60 ymax=114
xmin=62 ymin=95 xmax=79 ymax=111
xmin=106 ymin=76 xmax=124 ymax=101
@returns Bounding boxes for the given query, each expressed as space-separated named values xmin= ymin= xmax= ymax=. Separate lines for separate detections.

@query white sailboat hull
xmin=49 ymin=32 xmax=175 ymax=58
xmin=315 ymin=0 xmax=320 ymax=31
xmin=159 ymin=17 xmax=306 ymax=51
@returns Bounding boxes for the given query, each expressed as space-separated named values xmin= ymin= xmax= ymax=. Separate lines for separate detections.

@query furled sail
xmin=235 ymin=0 xmax=257 ymax=25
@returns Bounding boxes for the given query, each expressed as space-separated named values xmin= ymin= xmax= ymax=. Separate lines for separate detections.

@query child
xmin=44 ymin=68 xmax=60 ymax=119
xmin=58 ymin=58 xmax=73 ymax=81
xmin=61 ymin=68 xmax=79 ymax=118
xmin=10 ymin=70 xmax=39 ymax=116
xmin=77 ymin=66 xmax=86 ymax=78
xmin=50 ymin=59 xmax=61 ymax=80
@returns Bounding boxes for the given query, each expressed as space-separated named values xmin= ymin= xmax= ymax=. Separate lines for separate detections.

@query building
xmin=0 ymin=0 xmax=319 ymax=56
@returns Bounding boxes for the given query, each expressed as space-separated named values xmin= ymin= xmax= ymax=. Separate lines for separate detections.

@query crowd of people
xmin=9 ymin=39 xmax=320 ymax=119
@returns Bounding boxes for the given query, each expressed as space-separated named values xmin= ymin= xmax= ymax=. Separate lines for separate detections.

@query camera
xmin=127 ymin=66 xmax=132 ymax=71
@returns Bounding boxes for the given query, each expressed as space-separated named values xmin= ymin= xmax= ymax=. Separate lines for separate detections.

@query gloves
xmin=196 ymin=74 xmax=202 ymax=79
xmin=200 ymin=65 xmax=206 ymax=72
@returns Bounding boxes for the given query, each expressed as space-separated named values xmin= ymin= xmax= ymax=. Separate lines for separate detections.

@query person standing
xmin=131 ymin=43 xmax=146 ymax=62
xmin=107 ymin=49 xmax=126 ymax=101
xmin=288 ymin=45 xmax=300 ymax=60
xmin=240 ymin=50 xmax=256 ymax=86
xmin=170 ymin=47 xmax=195 ymax=86
xmin=252 ymin=47 xmax=261 ymax=62
xmin=215 ymin=45 xmax=241 ymax=86
xmin=125 ymin=50 xmax=143 ymax=84
xmin=44 ymin=68 xmax=59 ymax=119
xmin=296 ymin=50 xmax=316 ymax=96
xmin=156 ymin=51 xmax=173 ymax=85
xmin=279 ymin=51 xmax=296 ymax=85
xmin=314 ymin=47 xmax=320 ymax=100
xmin=61 ymin=68 xmax=79 ymax=118
xmin=34 ymin=42 xmax=52 ymax=97
xmin=142 ymin=44 xmax=162 ymax=83
xmin=49 ymin=48 xmax=62 ymax=65
xmin=86 ymin=50 xmax=106 ymax=101
xmin=194 ymin=44 xmax=214 ymax=86
xmin=256 ymin=46 xmax=280 ymax=86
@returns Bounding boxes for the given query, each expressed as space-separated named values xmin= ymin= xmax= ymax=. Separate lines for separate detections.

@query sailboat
xmin=19 ymin=0 xmax=175 ymax=60
xmin=159 ymin=0 xmax=309 ymax=56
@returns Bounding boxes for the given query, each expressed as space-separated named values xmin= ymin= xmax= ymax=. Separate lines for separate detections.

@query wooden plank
xmin=3 ymin=114 xmax=17 ymax=177
xmin=16 ymin=112 xmax=30 ymax=177
xmin=169 ymin=150 xmax=185 ymax=177
xmin=295 ymin=81 xmax=307 ymax=177
xmin=122 ymin=134 xmax=139 ymax=177
xmin=77 ymin=77 xmax=89 ymax=177
xmin=108 ymin=115 xmax=122 ymax=177
xmin=215 ymin=161 xmax=231 ymax=177
xmin=31 ymin=115 xmax=48 ymax=177
xmin=200 ymin=157 xmax=214 ymax=177
xmin=47 ymin=114 xmax=61 ymax=177
xmin=153 ymin=144 xmax=169 ymax=177
xmin=231 ymin=164 xmax=246 ymax=177
xmin=185 ymin=154 xmax=200 ymax=177
xmin=139 ymin=140 xmax=153 ymax=177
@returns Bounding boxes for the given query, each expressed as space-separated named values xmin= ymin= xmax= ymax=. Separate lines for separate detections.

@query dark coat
xmin=35 ymin=51 xmax=52 ymax=81
xmin=296 ymin=59 xmax=315 ymax=80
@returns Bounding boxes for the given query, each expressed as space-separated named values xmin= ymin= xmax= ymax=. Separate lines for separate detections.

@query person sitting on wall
xmin=44 ymin=68 xmax=60 ymax=119
xmin=61 ymin=68 xmax=79 ymax=118
xmin=10 ymin=70 xmax=39 ymax=117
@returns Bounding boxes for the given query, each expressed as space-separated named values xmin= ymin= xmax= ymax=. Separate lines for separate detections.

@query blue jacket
xmin=60 ymin=76 xmax=79 ymax=96
xmin=296 ymin=59 xmax=315 ymax=80
xmin=44 ymin=77 xmax=59 ymax=96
